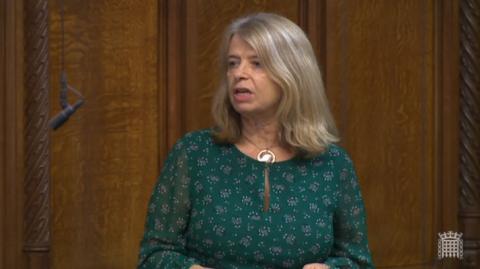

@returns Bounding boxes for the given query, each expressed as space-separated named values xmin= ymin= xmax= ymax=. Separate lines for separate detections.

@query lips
xmin=234 ymin=87 xmax=252 ymax=94
xmin=232 ymin=87 xmax=253 ymax=102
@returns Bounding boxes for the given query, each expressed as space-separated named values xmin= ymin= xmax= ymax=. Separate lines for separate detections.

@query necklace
xmin=242 ymin=135 xmax=277 ymax=163
xmin=242 ymin=134 xmax=279 ymax=212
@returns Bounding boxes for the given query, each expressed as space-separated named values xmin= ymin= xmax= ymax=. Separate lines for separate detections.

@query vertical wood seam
xmin=167 ymin=0 xmax=186 ymax=148
xmin=158 ymin=0 xmax=168 ymax=167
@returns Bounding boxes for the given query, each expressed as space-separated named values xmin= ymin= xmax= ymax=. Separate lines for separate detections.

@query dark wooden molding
xmin=460 ymin=0 xmax=480 ymax=267
xmin=166 ymin=0 xmax=186 ymax=149
xmin=298 ymin=0 xmax=327 ymax=77
xmin=23 ymin=0 xmax=50 ymax=267
xmin=157 ymin=0 xmax=169 ymax=166
xmin=435 ymin=1 xmax=460 ymax=268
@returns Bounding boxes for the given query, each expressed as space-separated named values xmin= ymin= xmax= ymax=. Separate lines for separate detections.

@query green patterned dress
xmin=137 ymin=129 xmax=374 ymax=269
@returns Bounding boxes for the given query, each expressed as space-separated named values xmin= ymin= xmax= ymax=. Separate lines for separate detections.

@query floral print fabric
xmin=138 ymin=129 xmax=374 ymax=269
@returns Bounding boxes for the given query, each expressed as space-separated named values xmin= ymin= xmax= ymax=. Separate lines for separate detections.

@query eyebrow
xmin=227 ymin=55 xmax=259 ymax=60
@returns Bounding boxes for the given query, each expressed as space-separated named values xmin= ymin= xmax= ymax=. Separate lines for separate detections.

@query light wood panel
xmin=48 ymin=0 xmax=160 ymax=268
xmin=1 ymin=0 xmax=25 ymax=269
xmin=323 ymin=0 xmax=457 ymax=267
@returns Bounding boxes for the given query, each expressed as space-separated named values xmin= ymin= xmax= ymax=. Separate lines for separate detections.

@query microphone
xmin=49 ymin=99 xmax=84 ymax=130
xmin=49 ymin=2 xmax=85 ymax=131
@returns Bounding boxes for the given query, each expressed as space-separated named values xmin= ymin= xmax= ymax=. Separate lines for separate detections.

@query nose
xmin=231 ymin=63 xmax=248 ymax=81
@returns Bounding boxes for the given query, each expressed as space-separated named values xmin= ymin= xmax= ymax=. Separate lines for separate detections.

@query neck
xmin=241 ymin=116 xmax=280 ymax=148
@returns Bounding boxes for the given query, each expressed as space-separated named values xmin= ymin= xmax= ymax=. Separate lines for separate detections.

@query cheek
xmin=272 ymin=85 xmax=283 ymax=102
xmin=227 ymin=74 xmax=235 ymax=87
xmin=224 ymin=76 xmax=233 ymax=92
xmin=273 ymin=92 xmax=283 ymax=107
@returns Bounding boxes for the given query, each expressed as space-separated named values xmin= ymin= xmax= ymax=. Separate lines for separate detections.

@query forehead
xmin=227 ymin=34 xmax=257 ymax=56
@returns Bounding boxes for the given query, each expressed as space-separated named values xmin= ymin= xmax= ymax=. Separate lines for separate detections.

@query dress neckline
xmin=231 ymin=143 xmax=299 ymax=165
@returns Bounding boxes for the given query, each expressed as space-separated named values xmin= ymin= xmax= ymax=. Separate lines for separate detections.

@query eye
xmin=227 ymin=59 xmax=239 ymax=69
xmin=252 ymin=60 xmax=262 ymax=68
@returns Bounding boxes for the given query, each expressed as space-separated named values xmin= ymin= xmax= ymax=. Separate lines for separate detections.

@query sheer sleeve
xmin=137 ymin=139 xmax=200 ymax=269
xmin=324 ymin=150 xmax=375 ymax=269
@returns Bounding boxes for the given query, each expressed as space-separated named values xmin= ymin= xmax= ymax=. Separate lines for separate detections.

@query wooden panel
xmin=1 ymin=5 xmax=5 ymax=259
xmin=300 ymin=0 xmax=327 ymax=73
xmin=48 ymin=0 xmax=160 ymax=268
xmin=1 ymin=0 xmax=26 ymax=268
xmin=180 ymin=0 xmax=301 ymax=133
xmin=437 ymin=1 xmax=460 ymax=269
xmin=1 ymin=1 xmax=6 ymax=267
xmin=165 ymin=0 xmax=184 ymax=148
xmin=324 ymin=0 xmax=438 ymax=267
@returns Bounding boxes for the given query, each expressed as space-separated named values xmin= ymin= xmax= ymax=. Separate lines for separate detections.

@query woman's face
xmin=226 ymin=34 xmax=282 ymax=120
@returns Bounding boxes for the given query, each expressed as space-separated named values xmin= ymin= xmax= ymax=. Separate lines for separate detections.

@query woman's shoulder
xmin=182 ymin=128 xmax=213 ymax=141
xmin=174 ymin=128 xmax=216 ymax=149
xmin=313 ymin=143 xmax=354 ymax=165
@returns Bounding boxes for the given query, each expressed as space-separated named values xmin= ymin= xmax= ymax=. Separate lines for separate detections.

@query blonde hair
xmin=211 ymin=13 xmax=339 ymax=157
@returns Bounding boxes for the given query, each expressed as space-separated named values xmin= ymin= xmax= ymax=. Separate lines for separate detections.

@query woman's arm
xmin=324 ymin=149 xmax=375 ymax=269
xmin=137 ymin=139 xmax=202 ymax=269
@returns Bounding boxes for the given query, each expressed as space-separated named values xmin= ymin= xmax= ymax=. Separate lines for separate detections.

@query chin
xmin=232 ymin=104 xmax=256 ymax=115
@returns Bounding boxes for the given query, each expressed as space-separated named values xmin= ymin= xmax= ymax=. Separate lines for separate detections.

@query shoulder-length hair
xmin=211 ymin=13 xmax=339 ymax=157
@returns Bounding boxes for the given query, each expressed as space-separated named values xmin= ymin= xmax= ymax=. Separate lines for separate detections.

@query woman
xmin=137 ymin=13 xmax=374 ymax=269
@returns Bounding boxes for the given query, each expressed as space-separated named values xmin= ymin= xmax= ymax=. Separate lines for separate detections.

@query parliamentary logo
xmin=438 ymin=231 xmax=463 ymax=259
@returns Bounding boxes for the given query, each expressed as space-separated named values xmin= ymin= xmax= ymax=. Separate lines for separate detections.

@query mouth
xmin=232 ymin=87 xmax=254 ymax=102
xmin=233 ymin=87 xmax=253 ymax=95
xmin=233 ymin=88 xmax=252 ymax=94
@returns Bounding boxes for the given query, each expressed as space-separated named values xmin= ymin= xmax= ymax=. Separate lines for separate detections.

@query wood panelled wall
xmin=48 ymin=0 xmax=159 ymax=268
xmin=2 ymin=0 xmax=480 ymax=269
xmin=327 ymin=0 xmax=437 ymax=266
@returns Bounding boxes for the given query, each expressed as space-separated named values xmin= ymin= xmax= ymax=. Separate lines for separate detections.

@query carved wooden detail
xmin=460 ymin=0 xmax=480 ymax=267
xmin=23 ymin=0 xmax=51 ymax=258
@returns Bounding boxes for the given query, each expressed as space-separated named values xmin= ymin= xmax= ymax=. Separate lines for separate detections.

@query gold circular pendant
xmin=257 ymin=149 xmax=276 ymax=163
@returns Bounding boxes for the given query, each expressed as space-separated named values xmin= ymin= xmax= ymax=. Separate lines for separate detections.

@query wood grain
xmin=1 ymin=1 xmax=6 ymax=267
xmin=436 ymin=1 xmax=460 ymax=268
xmin=1 ymin=7 xmax=5 ymax=268
xmin=1 ymin=1 xmax=26 ymax=268
xmin=325 ymin=0 xmax=438 ymax=267
xmin=48 ymin=0 xmax=160 ymax=268
xmin=166 ymin=0 xmax=186 ymax=149
xmin=299 ymin=0 xmax=327 ymax=75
